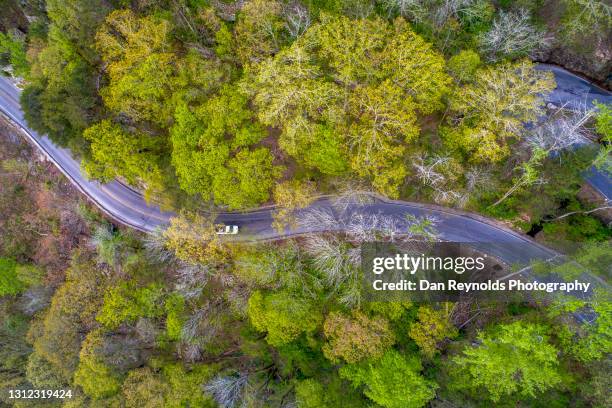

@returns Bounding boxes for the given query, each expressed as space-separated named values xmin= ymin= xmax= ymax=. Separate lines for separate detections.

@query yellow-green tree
xmin=234 ymin=0 xmax=288 ymax=65
xmin=73 ymin=329 xmax=122 ymax=400
xmin=408 ymin=305 xmax=458 ymax=358
xmin=449 ymin=321 xmax=562 ymax=402
xmin=272 ymin=180 xmax=317 ymax=232
xmin=82 ymin=119 xmax=165 ymax=195
xmin=445 ymin=60 xmax=555 ymax=163
xmin=171 ymin=85 xmax=281 ymax=209
xmin=163 ymin=212 xmax=229 ymax=265
xmin=250 ymin=14 xmax=450 ymax=198
xmin=96 ymin=9 xmax=175 ymax=126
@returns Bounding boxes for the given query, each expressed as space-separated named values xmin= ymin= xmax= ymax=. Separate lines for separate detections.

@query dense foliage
xmin=0 ymin=0 xmax=611 ymax=407
xmin=2 ymin=0 xmax=607 ymax=220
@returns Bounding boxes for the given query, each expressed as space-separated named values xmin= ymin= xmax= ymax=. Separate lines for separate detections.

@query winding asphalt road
xmin=536 ymin=64 xmax=612 ymax=200
xmin=0 ymin=65 xmax=610 ymax=267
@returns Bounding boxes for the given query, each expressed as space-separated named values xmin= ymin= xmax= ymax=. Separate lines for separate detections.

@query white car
xmin=215 ymin=224 xmax=239 ymax=235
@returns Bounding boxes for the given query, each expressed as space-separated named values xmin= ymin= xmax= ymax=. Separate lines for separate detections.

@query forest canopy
xmin=0 ymin=0 xmax=611 ymax=407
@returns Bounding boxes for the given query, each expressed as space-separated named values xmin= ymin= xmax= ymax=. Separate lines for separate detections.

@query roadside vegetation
xmin=0 ymin=0 xmax=610 ymax=242
xmin=1 ymin=168 xmax=610 ymax=406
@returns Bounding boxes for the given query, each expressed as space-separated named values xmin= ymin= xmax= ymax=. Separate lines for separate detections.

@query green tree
xmin=592 ymin=102 xmax=612 ymax=174
xmin=73 ymin=330 xmax=122 ymax=399
xmin=96 ymin=281 xmax=165 ymax=329
xmin=22 ymin=25 xmax=99 ymax=153
xmin=165 ymin=293 xmax=186 ymax=341
xmin=0 ymin=31 xmax=28 ymax=76
xmin=248 ymin=290 xmax=322 ymax=346
xmin=45 ymin=0 xmax=112 ymax=61
xmin=82 ymin=119 xmax=164 ymax=193
xmin=449 ymin=321 xmax=562 ymax=402
xmin=0 ymin=258 xmax=25 ymax=296
xmin=171 ymin=85 xmax=280 ymax=209
xmin=162 ymin=362 xmax=217 ymax=408
xmin=560 ymin=0 xmax=611 ymax=44
xmin=294 ymin=376 xmax=368 ymax=408
xmin=340 ymin=349 xmax=437 ymax=408
xmin=0 ymin=312 xmax=31 ymax=397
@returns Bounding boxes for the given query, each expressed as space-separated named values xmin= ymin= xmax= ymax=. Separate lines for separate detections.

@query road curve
xmin=536 ymin=64 xmax=612 ymax=200
xmin=0 ymin=66 xmax=609 ymax=266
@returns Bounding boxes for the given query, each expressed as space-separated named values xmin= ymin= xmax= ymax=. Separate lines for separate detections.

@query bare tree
xmin=18 ymin=287 xmax=53 ymax=315
xmin=480 ymin=9 xmax=550 ymax=62
xmin=135 ymin=318 xmax=160 ymax=346
xmin=525 ymin=106 xmax=595 ymax=152
xmin=303 ymin=235 xmax=362 ymax=307
xmin=204 ymin=373 xmax=249 ymax=408
xmin=297 ymin=207 xmax=343 ymax=233
xmin=283 ymin=1 xmax=311 ymax=38
xmin=179 ymin=342 xmax=203 ymax=363
xmin=490 ymin=148 xmax=547 ymax=207
xmin=298 ymin=206 xmax=439 ymax=243
xmin=379 ymin=0 xmax=427 ymax=22
xmin=144 ymin=226 xmax=175 ymax=264
xmin=413 ymin=154 xmax=464 ymax=205
xmin=432 ymin=0 xmax=480 ymax=28
xmin=331 ymin=183 xmax=376 ymax=215
xmin=174 ymin=261 xmax=212 ymax=299
xmin=304 ymin=235 xmax=360 ymax=287
xmin=465 ymin=167 xmax=490 ymax=193
xmin=380 ymin=0 xmax=482 ymax=28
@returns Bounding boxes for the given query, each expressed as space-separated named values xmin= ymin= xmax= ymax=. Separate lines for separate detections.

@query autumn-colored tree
xmin=31 ymin=252 xmax=104 ymax=382
xmin=322 ymin=311 xmax=395 ymax=364
xmin=121 ymin=367 xmax=168 ymax=408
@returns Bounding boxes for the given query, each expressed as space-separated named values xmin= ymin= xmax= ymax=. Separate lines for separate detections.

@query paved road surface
xmin=0 ymin=65 xmax=610 ymax=267
xmin=536 ymin=64 xmax=612 ymax=200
